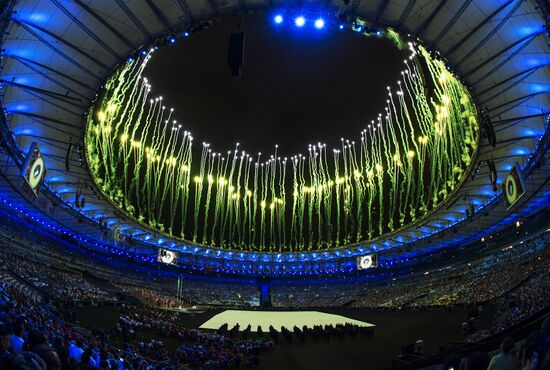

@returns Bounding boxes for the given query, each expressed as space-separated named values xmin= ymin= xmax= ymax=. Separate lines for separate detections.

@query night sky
xmin=144 ymin=13 xmax=406 ymax=156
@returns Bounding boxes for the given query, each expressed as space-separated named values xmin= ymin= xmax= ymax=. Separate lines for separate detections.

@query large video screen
xmin=502 ymin=164 xmax=525 ymax=210
xmin=21 ymin=142 xmax=47 ymax=196
xmin=357 ymin=254 xmax=378 ymax=270
xmin=157 ymin=248 xmax=178 ymax=265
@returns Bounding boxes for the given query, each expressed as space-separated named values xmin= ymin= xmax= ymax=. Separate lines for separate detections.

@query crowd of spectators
xmin=270 ymin=231 xmax=550 ymax=310
xmin=0 ymin=206 xmax=549 ymax=369
xmin=0 ymin=269 xmax=273 ymax=369
xmin=3 ymin=208 xmax=547 ymax=314
xmin=0 ymin=245 xmax=117 ymax=307
xmin=442 ymin=317 xmax=550 ymax=370
xmin=0 ymin=214 xmax=260 ymax=309
xmin=115 ymin=280 xmax=259 ymax=309
xmin=116 ymin=304 xmax=274 ymax=368
xmin=118 ymin=285 xmax=181 ymax=309
xmin=0 ymin=274 xmax=155 ymax=369
xmin=466 ymin=266 xmax=550 ymax=343
xmin=0 ymin=216 xmax=274 ymax=369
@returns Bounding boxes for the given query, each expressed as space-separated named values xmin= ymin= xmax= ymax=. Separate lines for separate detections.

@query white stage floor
xmin=199 ymin=310 xmax=375 ymax=332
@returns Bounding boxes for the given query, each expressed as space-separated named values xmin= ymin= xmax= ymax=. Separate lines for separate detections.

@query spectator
xmin=520 ymin=331 xmax=550 ymax=370
xmin=1 ymin=319 xmax=46 ymax=370
xmin=25 ymin=330 xmax=60 ymax=370
xmin=10 ymin=317 xmax=25 ymax=354
xmin=0 ymin=319 xmax=13 ymax=362
xmin=68 ymin=340 xmax=84 ymax=362
xmin=487 ymin=336 xmax=515 ymax=370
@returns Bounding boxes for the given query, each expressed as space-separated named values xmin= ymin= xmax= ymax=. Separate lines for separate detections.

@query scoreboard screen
xmin=502 ymin=164 xmax=525 ymax=209
xmin=157 ymin=248 xmax=178 ymax=265
xmin=21 ymin=142 xmax=47 ymax=196
xmin=357 ymin=254 xmax=378 ymax=270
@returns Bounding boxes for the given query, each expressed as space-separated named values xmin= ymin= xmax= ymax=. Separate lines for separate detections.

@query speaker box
xmin=227 ymin=31 xmax=245 ymax=77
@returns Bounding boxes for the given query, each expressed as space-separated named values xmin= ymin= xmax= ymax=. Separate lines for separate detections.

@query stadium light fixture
xmin=295 ymin=16 xmax=305 ymax=27
xmin=314 ymin=18 xmax=325 ymax=29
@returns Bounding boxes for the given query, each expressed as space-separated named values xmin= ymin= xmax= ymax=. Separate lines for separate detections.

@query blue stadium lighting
xmin=339 ymin=24 xmax=344 ymax=30
xmin=314 ymin=18 xmax=325 ymax=29
xmin=295 ymin=16 xmax=305 ymax=27
xmin=274 ymin=14 xmax=283 ymax=24
xmin=169 ymin=36 xmax=176 ymax=44
xmin=183 ymin=31 xmax=190 ymax=37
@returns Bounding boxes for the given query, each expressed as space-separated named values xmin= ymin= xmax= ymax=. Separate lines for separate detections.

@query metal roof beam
xmin=472 ymin=32 xmax=542 ymax=85
xmin=0 ymin=171 xmax=78 ymax=233
xmin=51 ymin=0 xmax=121 ymax=59
xmin=397 ymin=0 xmax=416 ymax=28
xmin=22 ymin=90 xmax=83 ymax=118
xmin=455 ymin=0 xmax=523 ymax=68
xmin=6 ymin=111 xmax=82 ymax=131
xmin=145 ymin=0 xmax=173 ymax=32
xmin=9 ymin=117 xmax=77 ymax=138
xmin=14 ymin=21 xmax=102 ymax=79
xmin=489 ymin=92 xmax=549 ymax=117
xmin=492 ymin=112 xmax=550 ymax=126
xmin=12 ymin=134 xmax=72 ymax=146
xmin=479 ymin=72 xmax=543 ymax=107
xmin=483 ymin=135 xmax=539 ymax=148
xmin=16 ymin=19 xmax=110 ymax=70
xmin=446 ymin=0 xmax=517 ymax=58
xmin=430 ymin=0 xmax=473 ymax=47
xmin=72 ymin=0 xmax=134 ymax=50
xmin=477 ymin=64 xmax=548 ymax=97
xmin=464 ymin=31 xmax=542 ymax=76
xmin=114 ymin=0 xmax=152 ymax=41
xmin=8 ymin=55 xmax=96 ymax=93
xmin=482 ymin=150 xmax=532 ymax=158
xmin=375 ymin=0 xmax=390 ymax=21
xmin=0 ymin=79 xmax=84 ymax=107
xmin=175 ymin=0 xmax=195 ymax=22
xmin=415 ymin=0 xmax=449 ymax=37
xmin=7 ymin=58 xmax=90 ymax=100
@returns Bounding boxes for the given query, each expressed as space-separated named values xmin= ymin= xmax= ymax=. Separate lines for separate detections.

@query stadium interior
xmin=0 ymin=0 xmax=549 ymax=369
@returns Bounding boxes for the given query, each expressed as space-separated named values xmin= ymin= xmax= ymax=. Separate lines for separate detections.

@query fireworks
xmin=86 ymin=41 xmax=479 ymax=252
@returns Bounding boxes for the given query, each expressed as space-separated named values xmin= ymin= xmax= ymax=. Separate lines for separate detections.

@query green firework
xmin=85 ymin=43 xmax=479 ymax=252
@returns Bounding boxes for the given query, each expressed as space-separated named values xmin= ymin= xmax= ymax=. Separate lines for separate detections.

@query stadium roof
xmin=0 ymin=0 xmax=549 ymax=266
